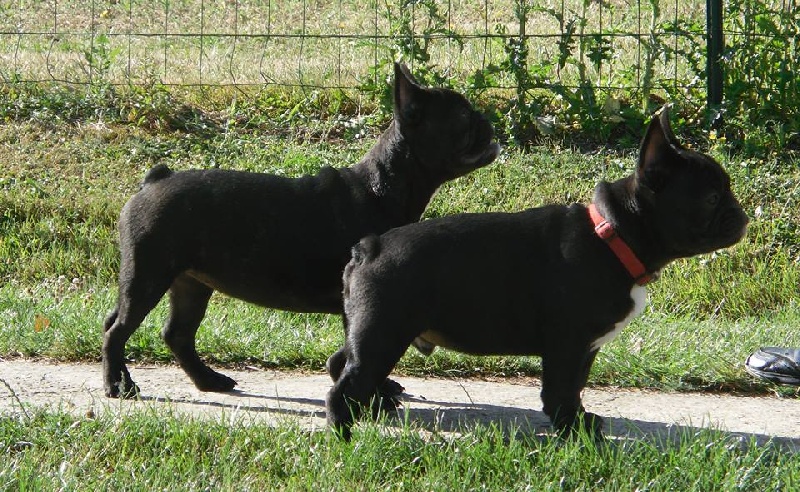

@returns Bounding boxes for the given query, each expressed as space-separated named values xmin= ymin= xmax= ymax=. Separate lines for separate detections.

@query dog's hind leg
xmin=329 ymin=276 xmax=406 ymax=396
xmin=325 ymin=317 xmax=415 ymax=440
xmin=326 ymin=347 xmax=348 ymax=382
xmin=103 ymin=279 xmax=171 ymax=398
xmin=162 ymin=274 xmax=236 ymax=392
xmin=328 ymin=317 xmax=406 ymax=418
xmin=326 ymin=310 xmax=350 ymax=382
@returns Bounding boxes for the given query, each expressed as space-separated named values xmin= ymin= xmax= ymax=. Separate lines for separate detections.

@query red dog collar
xmin=588 ymin=204 xmax=654 ymax=286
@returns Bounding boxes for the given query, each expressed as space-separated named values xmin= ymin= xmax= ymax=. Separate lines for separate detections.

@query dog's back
xmin=102 ymin=62 xmax=500 ymax=398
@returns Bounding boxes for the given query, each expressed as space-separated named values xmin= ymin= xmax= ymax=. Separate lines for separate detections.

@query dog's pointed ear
xmin=656 ymin=105 xmax=684 ymax=151
xmin=637 ymin=105 xmax=684 ymax=193
xmin=394 ymin=62 xmax=422 ymax=125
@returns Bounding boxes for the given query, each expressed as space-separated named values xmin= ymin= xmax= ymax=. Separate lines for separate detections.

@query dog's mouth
xmin=691 ymin=207 xmax=749 ymax=254
xmin=459 ymin=117 xmax=501 ymax=169
xmin=669 ymin=205 xmax=748 ymax=259
xmin=717 ymin=208 xmax=749 ymax=246
xmin=462 ymin=141 xmax=501 ymax=168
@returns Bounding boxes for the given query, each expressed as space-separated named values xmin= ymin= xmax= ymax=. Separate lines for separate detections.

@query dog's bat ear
xmin=394 ymin=62 xmax=419 ymax=85
xmin=657 ymin=104 xmax=684 ymax=151
xmin=394 ymin=62 xmax=422 ymax=125
xmin=637 ymin=104 xmax=684 ymax=193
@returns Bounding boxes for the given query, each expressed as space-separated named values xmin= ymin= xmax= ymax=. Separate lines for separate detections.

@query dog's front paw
xmin=105 ymin=379 xmax=140 ymax=399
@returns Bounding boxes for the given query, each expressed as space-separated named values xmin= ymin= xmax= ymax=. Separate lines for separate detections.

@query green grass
xmin=1 ymin=409 xmax=798 ymax=490
xmin=2 ymin=282 xmax=798 ymax=396
xmin=1 ymin=103 xmax=798 ymax=396
xmin=1 ymin=72 xmax=799 ymax=491
xmin=2 ymin=4 xmax=799 ymax=487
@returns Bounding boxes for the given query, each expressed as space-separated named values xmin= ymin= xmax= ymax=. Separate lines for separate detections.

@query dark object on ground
xmin=745 ymin=347 xmax=800 ymax=386
xmin=102 ymin=63 xmax=500 ymax=398
xmin=326 ymin=106 xmax=749 ymax=441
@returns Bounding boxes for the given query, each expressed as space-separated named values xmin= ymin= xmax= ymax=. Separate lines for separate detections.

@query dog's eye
xmin=706 ymin=193 xmax=720 ymax=207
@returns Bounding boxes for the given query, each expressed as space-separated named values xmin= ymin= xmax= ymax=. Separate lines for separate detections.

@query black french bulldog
xmin=102 ymin=63 xmax=500 ymax=398
xmin=326 ymin=106 xmax=749 ymax=440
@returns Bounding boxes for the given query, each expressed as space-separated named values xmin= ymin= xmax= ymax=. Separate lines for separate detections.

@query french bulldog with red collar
xmin=326 ymin=107 xmax=749 ymax=440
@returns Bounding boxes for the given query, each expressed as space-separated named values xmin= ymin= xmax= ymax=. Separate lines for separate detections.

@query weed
xmin=721 ymin=0 xmax=800 ymax=152
xmin=358 ymin=0 xmax=462 ymax=113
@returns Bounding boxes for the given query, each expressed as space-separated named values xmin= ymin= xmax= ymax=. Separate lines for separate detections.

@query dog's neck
xmin=588 ymin=203 xmax=654 ymax=285
xmin=353 ymin=121 xmax=441 ymax=225
xmin=592 ymin=177 xmax=673 ymax=274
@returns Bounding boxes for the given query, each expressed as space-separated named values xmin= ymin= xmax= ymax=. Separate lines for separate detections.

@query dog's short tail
xmin=142 ymin=164 xmax=173 ymax=185
xmin=350 ymin=235 xmax=381 ymax=265
xmin=343 ymin=235 xmax=381 ymax=299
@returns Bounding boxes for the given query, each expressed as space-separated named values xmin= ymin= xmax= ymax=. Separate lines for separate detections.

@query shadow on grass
xmin=394 ymin=394 xmax=800 ymax=452
xmin=133 ymin=387 xmax=800 ymax=452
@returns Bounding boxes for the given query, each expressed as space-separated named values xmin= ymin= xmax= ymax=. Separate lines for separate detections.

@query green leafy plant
xmin=84 ymin=34 xmax=120 ymax=84
xmin=358 ymin=0 xmax=463 ymax=113
xmin=528 ymin=0 xmax=618 ymax=139
xmin=466 ymin=1 xmax=550 ymax=143
xmin=721 ymin=0 xmax=800 ymax=153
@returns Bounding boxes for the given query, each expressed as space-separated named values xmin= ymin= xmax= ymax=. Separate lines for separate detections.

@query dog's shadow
xmin=136 ymin=392 xmax=328 ymax=420
xmin=386 ymin=394 xmax=800 ymax=451
xmin=136 ymin=390 xmax=799 ymax=451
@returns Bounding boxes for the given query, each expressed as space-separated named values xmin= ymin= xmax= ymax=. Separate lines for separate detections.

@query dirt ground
xmin=1 ymin=359 xmax=797 ymax=449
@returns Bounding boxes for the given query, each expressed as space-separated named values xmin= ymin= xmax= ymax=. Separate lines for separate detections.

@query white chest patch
xmin=591 ymin=285 xmax=648 ymax=351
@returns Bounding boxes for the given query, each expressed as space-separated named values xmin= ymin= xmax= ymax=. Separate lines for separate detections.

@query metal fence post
xmin=706 ymin=0 xmax=724 ymax=125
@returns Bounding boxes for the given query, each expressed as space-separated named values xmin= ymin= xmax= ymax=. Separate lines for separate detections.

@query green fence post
xmin=706 ymin=0 xmax=724 ymax=127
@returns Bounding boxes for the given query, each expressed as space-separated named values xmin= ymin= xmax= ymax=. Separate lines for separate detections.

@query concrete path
xmin=1 ymin=359 xmax=797 ymax=449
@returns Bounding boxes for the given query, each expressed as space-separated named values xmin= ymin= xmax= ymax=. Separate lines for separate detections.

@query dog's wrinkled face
xmin=635 ymin=109 xmax=749 ymax=258
xmin=393 ymin=63 xmax=500 ymax=180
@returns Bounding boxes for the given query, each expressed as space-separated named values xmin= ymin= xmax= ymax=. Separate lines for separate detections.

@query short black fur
xmin=102 ymin=63 xmax=500 ymax=398
xmin=325 ymin=107 xmax=749 ymax=440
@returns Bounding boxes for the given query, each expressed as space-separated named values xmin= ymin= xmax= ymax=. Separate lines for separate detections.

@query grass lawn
xmin=1 ymin=103 xmax=798 ymax=393
xmin=2 ymin=409 xmax=799 ymax=490
xmin=1 ymin=85 xmax=799 ymax=488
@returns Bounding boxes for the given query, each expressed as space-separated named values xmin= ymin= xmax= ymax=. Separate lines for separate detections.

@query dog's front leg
xmin=540 ymin=345 xmax=603 ymax=439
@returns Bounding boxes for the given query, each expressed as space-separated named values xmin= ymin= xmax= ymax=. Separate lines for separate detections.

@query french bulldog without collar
xmin=326 ymin=106 xmax=749 ymax=441
xmin=102 ymin=63 xmax=500 ymax=398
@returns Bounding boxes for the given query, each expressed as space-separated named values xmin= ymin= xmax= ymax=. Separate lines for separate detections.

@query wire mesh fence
xmin=2 ymin=0 xmax=798 ymax=146
xmin=0 ymin=0 xmax=704 ymax=95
